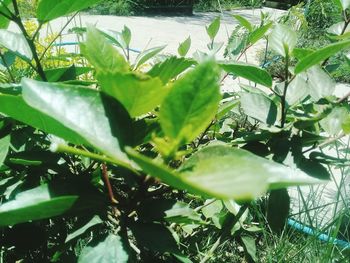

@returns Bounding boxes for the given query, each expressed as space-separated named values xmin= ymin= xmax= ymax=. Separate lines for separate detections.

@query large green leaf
xmin=267 ymin=189 xmax=290 ymax=233
xmin=0 ymin=180 xmax=105 ymax=226
xmin=159 ymin=60 xmax=221 ymax=144
xmin=98 ymin=72 xmax=167 ymax=118
xmin=0 ymin=135 xmax=10 ymax=166
xmin=126 ymin=145 xmax=324 ymax=201
xmin=37 ymin=0 xmax=103 ymax=22
xmin=21 ymin=78 xmax=132 ymax=163
xmin=82 ymin=27 xmax=129 ymax=73
xmin=148 ymin=56 xmax=196 ymax=84
xmin=220 ymin=62 xmax=272 ymax=87
xmin=320 ymin=107 xmax=349 ymax=136
xmin=0 ymin=89 xmax=88 ymax=146
xmin=78 ymin=233 xmax=128 ymax=263
xmin=0 ymin=0 xmax=11 ymax=29
xmin=240 ymin=93 xmax=277 ymax=125
xmin=306 ymin=66 xmax=335 ymax=101
xmin=268 ymin=24 xmax=297 ymax=57
xmin=295 ymin=40 xmax=350 ymax=73
xmin=0 ymin=29 xmax=32 ymax=60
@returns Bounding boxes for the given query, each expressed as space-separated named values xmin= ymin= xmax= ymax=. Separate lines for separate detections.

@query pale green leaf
xmin=66 ymin=215 xmax=103 ymax=243
xmin=0 ymin=135 xmax=10 ymax=166
xmin=248 ymin=22 xmax=272 ymax=45
xmin=206 ymin=17 xmax=220 ymax=40
xmin=122 ymin=25 xmax=131 ymax=47
xmin=233 ymin=14 xmax=253 ymax=32
xmin=159 ymin=60 xmax=221 ymax=144
xmin=178 ymin=36 xmax=191 ymax=57
xmin=0 ymin=30 xmax=32 ymax=60
xmin=79 ymin=234 xmax=128 ymax=263
xmin=126 ymin=145 xmax=324 ymax=201
xmin=82 ymin=26 xmax=129 ymax=73
xmin=240 ymin=93 xmax=277 ymax=125
xmin=134 ymin=45 xmax=166 ymax=69
xmin=320 ymin=107 xmax=349 ymax=136
xmin=268 ymin=24 xmax=297 ymax=57
xmin=98 ymin=72 xmax=167 ymax=117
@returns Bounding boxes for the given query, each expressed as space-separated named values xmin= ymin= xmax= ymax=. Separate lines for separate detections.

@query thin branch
xmin=39 ymin=13 xmax=78 ymax=61
xmin=101 ymin=163 xmax=118 ymax=205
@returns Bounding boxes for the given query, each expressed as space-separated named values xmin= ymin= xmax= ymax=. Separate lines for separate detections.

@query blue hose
xmin=287 ymin=218 xmax=350 ymax=249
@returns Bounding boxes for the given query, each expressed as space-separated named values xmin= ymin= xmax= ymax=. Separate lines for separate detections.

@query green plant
xmin=1 ymin=0 xmax=350 ymax=262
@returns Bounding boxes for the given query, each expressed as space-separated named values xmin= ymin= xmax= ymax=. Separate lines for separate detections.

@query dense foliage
xmin=0 ymin=0 xmax=350 ymax=262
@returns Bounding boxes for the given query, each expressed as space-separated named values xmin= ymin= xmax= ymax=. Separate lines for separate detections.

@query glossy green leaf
xmin=0 ymin=30 xmax=32 ymax=60
xmin=37 ymin=0 xmax=103 ymax=22
xmin=178 ymin=36 xmax=191 ymax=57
xmin=127 ymin=145 xmax=324 ymax=201
xmin=268 ymin=24 xmax=297 ymax=57
xmin=206 ymin=17 xmax=220 ymax=40
xmin=233 ymin=15 xmax=253 ymax=32
xmin=98 ymin=72 xmax=167 ymax=117
xmin=248 ymin=22 xmax=272 ymax=45
xmin=159 ymin=60 xmax=221 ymax=144
xmin=220 ymin=62 xmax=273 ymax=87
xmin=134 ymin=45 xmax=166 ymax=69
xmin=0 ymin=180 xmax=105 ymax=226
xmin=82 ymin=26 xmax=129 ymax=73
xmin=295 ymin=40 xmax=350 ymax=74
xmin=21 ymin=78 xmax=132 ymax=163
xmin=148 ymin=56 xmax=196 ymax=84
xmin=0 ymin=135 xmax=10 ymax=166
xmin=240 ymin=93 xmax=277 ymax=125
xmin=78 ymin=233 xmax=128 ymax=263
xmin=0 ymin=90 xmax=87 ymax=146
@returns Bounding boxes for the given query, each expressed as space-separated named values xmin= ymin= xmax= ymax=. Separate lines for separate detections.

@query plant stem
xmin=280 ymin=52 xmax=290 ymax=128
xmin=200 ymin=204 xmax=249 ymax=263
xmin=101 ymin=163 xmax=118 ymax=204
xmin=11 ymin=0 xmax=47 ymax=81
xmin=50 ymin=143 xmax=139 ymax=175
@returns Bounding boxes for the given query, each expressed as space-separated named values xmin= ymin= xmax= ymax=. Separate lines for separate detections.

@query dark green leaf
xmin=0 ymin=0 xmax=11 ymax=29
xmin=220 ymin=62 xmax=272 ymax=87
xmin=78 ymin=233 xmax=128 ymax=263
xmin=159 ymin=60 xmax=221 ymax=144
xmin=240 ymin=92 xmax=277 ymax=125
xmin=43 ymin=66 xmax=91 ymax=82
xmin=178 ymin=36 xmax=191 ymax=57
xmin=295 ymin=40 xmax=350 ymax=73
xmin=0 ymin=180 xmax=105 ymax=226
xmin=37 ymin=0 xmax=103 ymax=22
xmin=148 ymin=56 xmax=196 ymax=84
xmin=267 ymin=189 xmax=290 ymax=233
xmin=21 ymin=78 xmax=132 ymax=163
xmin=98 ymin=72 xmax=167 ymax=118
